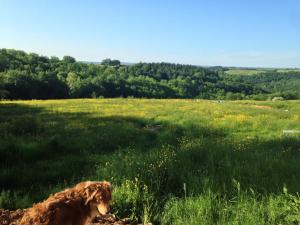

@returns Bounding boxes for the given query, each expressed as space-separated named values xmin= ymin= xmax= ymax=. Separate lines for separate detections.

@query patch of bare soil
xmin=143 ymin=124 xmax=162 ymax=133
xmin=0 ymin=209 xmax=152 ymax=225
xmin=252 ymin=105 xmax=272 ymax=109
xmin=0 ymin=209 xmax=26 ymax=225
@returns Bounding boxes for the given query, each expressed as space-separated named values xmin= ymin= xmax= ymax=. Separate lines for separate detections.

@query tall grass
xmin=0 ymin=99 xmax=300 ymax=224
xmin=161 ymin=188 xmax=300 ymax=225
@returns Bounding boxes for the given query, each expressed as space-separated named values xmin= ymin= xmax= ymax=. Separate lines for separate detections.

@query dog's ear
xmin=84 ymin=187 xmax=98 ymax=205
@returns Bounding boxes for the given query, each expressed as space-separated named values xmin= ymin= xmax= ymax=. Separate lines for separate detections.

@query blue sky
xmin=1 ymin=0 xmax=300 ymax=67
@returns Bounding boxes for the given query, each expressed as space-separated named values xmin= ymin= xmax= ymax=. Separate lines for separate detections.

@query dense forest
xmin=0 ymin=49 xmax=300 ymax=100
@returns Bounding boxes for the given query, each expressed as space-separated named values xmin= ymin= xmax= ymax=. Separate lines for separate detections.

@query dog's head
xmin=81 ymin=181 xmax=112 ymax=215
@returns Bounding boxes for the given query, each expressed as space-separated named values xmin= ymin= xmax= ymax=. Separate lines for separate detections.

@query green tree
xmin=62 ymin=56 xmax=76 ymax=64
xmin=1 ymin=48 xmax=299 ymax=100
xmin=101 ymin=58 xmax=121 ymax=67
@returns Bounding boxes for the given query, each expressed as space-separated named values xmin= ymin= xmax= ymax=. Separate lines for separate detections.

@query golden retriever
xmin=19 ymin=181 xmax=112 ymax=225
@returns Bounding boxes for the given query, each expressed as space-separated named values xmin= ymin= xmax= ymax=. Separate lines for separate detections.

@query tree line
xmin=0 ymin=49 xmax=299 ymax=100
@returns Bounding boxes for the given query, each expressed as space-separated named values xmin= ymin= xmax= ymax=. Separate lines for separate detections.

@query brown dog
xmin=19 ymin=181 xmax=112 ymax=225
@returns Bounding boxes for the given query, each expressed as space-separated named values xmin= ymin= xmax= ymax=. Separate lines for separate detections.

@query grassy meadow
xmin=225 ymin=69 xmax=269 ymax=76
xmin=1 ymin=99 xmax=300 ymax=224
xmin=225 ymin=68 xmax=300 ymax=76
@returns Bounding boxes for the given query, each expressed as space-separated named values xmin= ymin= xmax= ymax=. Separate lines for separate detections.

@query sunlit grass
xmin=0 ymin=99 xmax=300 ymax=224
xmin=224 ymin=69 xmax=268 ymax=76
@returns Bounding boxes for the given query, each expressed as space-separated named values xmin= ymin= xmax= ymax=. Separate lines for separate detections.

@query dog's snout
xmin=97 ymin=203 xmax=110 ymax=215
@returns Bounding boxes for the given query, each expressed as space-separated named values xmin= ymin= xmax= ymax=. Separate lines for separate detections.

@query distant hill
xmin=1 ymin=49 xmax=300 ymax=100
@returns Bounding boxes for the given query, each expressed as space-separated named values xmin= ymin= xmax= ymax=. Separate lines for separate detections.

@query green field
xmin=276 ymin=69 xmax=300 ymax=73
xmin=225 ymin=69 xmax=269 ymax=76
xmin=225 ymin=68 xmax=300 ymax=76
xmin=1 ymin=99 xmax=300 ymax=224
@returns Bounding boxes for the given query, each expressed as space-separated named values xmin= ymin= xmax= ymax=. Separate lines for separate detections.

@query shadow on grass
xmin=0 ymin=103 xmax=300 ymax=207
xmin=0 ymin=103 xmax=185 ymax=194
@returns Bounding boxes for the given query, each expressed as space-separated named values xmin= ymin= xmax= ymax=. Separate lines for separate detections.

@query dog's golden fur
xmin=19 ymin=181 xmax=112 ymax=225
